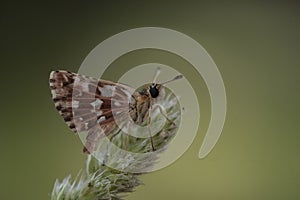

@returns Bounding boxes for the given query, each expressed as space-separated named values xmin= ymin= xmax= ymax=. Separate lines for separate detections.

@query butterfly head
xmin=137 ymin=70 xmax=183 ymax=99
xmin=147 ymin=74 xmax=183 ymax=98
xmin=147 ymin=67 xmax=183 ymax=99
xmin=149 ymin=83 xmax=161 ymax=98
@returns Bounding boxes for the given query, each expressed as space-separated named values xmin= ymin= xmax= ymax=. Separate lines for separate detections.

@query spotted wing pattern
xmin=49 ymin=70 xmax=135 ymax=153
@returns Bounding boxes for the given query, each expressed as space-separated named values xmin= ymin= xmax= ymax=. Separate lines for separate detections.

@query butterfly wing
xmin=49 ymin=70 xmax=135 ymax=153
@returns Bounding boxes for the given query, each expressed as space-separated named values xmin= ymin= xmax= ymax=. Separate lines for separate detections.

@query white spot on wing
xmin=95 ymin=110 xmax=102 ymax=115
xmin=74 ymin=77 xmax=80 ymax=83
xmin=90 ymin=99 xmax=103 ymax=110
xmin=72 ymin=100 xmax=79 ymax=108
xmin=52 ymin=92 xmax=57 ymax=98
xmin=97 ymin=116 xmax=106 ymax=124
xmin=82 ymin=82 xmax=89 ymax=92
xmin=99 ymin=85 xmax=115 ymax=97
xmin=114 ymin=101 xmax=121 ymax=106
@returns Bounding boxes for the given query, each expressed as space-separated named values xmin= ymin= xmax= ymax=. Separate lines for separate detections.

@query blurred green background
xmin=1 ymin=1 xmax=300 ymax=199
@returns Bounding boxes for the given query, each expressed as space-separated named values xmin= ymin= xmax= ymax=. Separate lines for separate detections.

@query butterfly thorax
xmin=130 ymin=90 xmax=151 ymax=124
xmin=129 ymin=82 xmax=162 ymax=124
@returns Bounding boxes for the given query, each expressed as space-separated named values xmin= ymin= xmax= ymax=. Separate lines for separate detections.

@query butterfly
xmin=49 ymin=70 xmax=182 ymax=153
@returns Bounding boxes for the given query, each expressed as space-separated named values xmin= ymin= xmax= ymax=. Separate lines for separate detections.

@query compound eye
xmin=149 ymin=85 xmax=159 ymax=98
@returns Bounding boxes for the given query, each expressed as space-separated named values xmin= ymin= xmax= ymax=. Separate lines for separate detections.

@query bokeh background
xmin=1 ymin=1 xmax=300 ymax=199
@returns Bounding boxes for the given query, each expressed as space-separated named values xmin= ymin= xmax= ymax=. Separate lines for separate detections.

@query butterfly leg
xmin=148 ymin=106 xmax=156 ymax=151
xmin=153 ymin=104 xmax=176 ymax=127
xmin=108 ymin=124 xmax=129 ymax=150
xmin=126 ymin=121 xmax=131 ymax=150
xmin=109 ymin=127 xmax=122 ymax=142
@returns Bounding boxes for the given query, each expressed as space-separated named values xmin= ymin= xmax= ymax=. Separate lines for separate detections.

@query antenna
xmin=160 ymin=74 xmax=183 ymax=85
xmin=152 ymin=67 xmax=161 ymax=83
